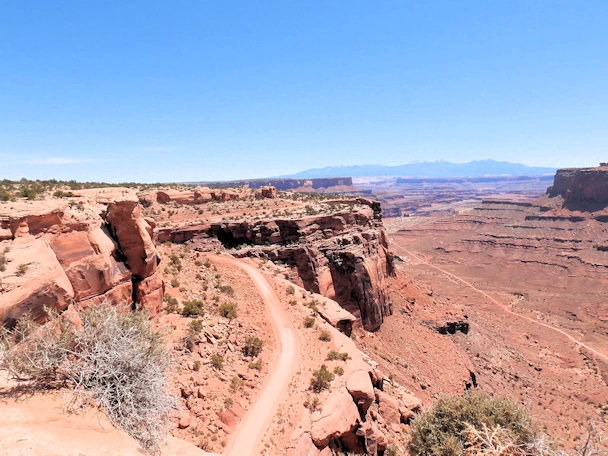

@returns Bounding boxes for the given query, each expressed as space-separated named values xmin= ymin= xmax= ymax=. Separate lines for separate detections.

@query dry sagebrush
xmin=0 ymin=303 xmax=175 ymax=455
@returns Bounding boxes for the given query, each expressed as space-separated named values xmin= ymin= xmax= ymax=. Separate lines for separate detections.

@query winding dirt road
xmin=213 ymin=255 xmax=300 ymax=456
xmin=390 ymin=240 xmax=608 ymax=363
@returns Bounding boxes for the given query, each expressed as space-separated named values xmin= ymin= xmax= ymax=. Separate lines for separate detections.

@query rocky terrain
xmin=1 ymin=172 xmax=604 ymax=455
xmin=190 ymin=177 xmax=356 ymax=193
xmin=0 ymin=188 xmax=163 ymax=328
xmin=390 ymin=165 xmax=608 ymax=450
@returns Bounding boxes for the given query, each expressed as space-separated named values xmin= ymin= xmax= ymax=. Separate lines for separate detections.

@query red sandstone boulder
xmin=254 ymin=186 xmax=278 ymax=199
xmin=346 ymin=370 xmax=375 ymax=415
xmin=310 ymin=389 xmax=360 ymax=447
xmin=375 ymin=390 xmax=400 ymax=425
xmin=356 ymin=420 xmax=388 ymax=456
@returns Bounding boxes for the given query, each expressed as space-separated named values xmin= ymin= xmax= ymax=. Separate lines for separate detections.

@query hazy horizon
xmin=1 ymin=1 xmax=607 ymax=182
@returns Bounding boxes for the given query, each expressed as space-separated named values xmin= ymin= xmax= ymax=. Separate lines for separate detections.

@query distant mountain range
xmin=283 ymin=160 xmax=556 ymax=179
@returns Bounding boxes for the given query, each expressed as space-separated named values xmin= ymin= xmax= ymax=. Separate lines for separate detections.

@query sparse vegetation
xmin=304 ymin=395 xmax=321 ymax=412
xmin=217 ymin=284 xmax=234 ymax=296
xmin=248 ymin=358 xmax=263 ymax=370
xmin=0 ymin=252 xmax=7 ymax=272
xmin=242 ymin=336 xmax=264 ymax=357
xmin=319 ymin=329 xmax=332 ymax=342
xmin=286 ymin=285 xmax=295 ymax=295
xmin=15 ymin=263 xmax=28 ymax=276
xmin=230 ymin=375 xmax=244 ymax=392
xmin=304 ymin=316 xmax=316 ymax=328
xmin=187 ymin=319 xmax=203 ymax=338
xmin=409 ymin=391 xmax=550 ymax=456
xmin=218 ymin=302 xmax=238 ymax=319
xmin=211 ymin=353 xmax=224 ymax=370
xmin=0 ymin=304 xmax=174 ymax=454
xmin=333 ymin=365 xmax=344 ymax=376
xmin=326 ymin=350 xmax=349 ymax=361
xmin=193 ymin=360 xmax=201 ymax=372
xmin=163 ymin=295 xmax=179 ymax=313
xmin=181 ymin=299 xmax=205 ymax=317
xmin=310 ymin=364 xmax=335 ymax=393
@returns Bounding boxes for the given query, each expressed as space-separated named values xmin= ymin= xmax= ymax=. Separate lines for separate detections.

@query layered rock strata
xmin=158 ymin=199 xmax=394 ymax=331
xmin=0 ymin=191 xmax=162 ymax=328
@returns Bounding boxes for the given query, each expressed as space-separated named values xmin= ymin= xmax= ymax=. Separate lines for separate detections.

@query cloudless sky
xmin=1 ymin=1 xmax=607 ymax=182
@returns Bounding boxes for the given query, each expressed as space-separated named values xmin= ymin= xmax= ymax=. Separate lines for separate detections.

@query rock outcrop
xmin=159 ymin=199 xmax=394 ymax=331
xmin=147 ymin=185 xmax=278 ymax=206
xmin=0 ymin=191 xmax=163 ymax=328
xmin=548 ymin=165 xmax=608 ymax=203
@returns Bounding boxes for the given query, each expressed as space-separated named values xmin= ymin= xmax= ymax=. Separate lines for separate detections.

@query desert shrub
xmin=224 ymin=397 xmax=233 ymax=409
xmin=333 ymin=366 xmax=344 ymax=376
xmin=310 ymin=364 xmax=335 ymax=393
xmin=163 ymin=295 xmax=179 ymax=313
xmin=326 ymin=350 xmax=349 ymax=361
xmin=319 ymin=329 xmax=332 ymax=342
xmin=181 ymin=300 xmax=205 ymax=317
xmin=248 ymin=359 xmax=263 ymax=370
xmin=211 ymin=353 xmax=224 ymax=370
xmin=286 ymin=285 xmax=295 ymax=295
xmin=15 ymin=263 xmax=28 ymax=276
xmin=289 ymin=300 xmax=297 ymax=306
xmin=409 ymin=391 xmax=544 ymax=456
xmin=385 ymin=445 xmax=399 ymax=456
xmin=217 ymin=284 xmax=234 ymax=296
xmin=230 ymin=375 xmax=244 ymax=392
xmin=304 ymin=316 xmax=315 ymax=328
xmin=304 ymin=395 xmax=321 ymax=412
xmin=53 ymin=190 xmax=74 ymax=198
xmin=0 ymin=253 xmax=6 ymax=272
xmin=0 ymin=187 xmax=11 ymax=201
xmin=170 ymin=278 xmax=180 ymax=288
xmin=194 ymin=260 xmax=202 ymax=267
xmin=0 ymin=304 xmax=174 ymax=454
xmin=242 ymin=336 xmax=263 ymax=357
xmin=193 ymin=360 xmax=201 ymax=372
xmin=218 ymin=302 xmax=237 ymax=320
xmin=187 ymin=319 xmax=203 ymax=338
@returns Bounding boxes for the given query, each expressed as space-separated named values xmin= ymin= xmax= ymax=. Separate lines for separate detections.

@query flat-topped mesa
xmin=159 ymin=198 xmax=394 ymax=331
xmin=139 ymin=185 xmax=278 ymax=206
xmin=547 ymin=164 xmax=608 ymax=203
xmin=0 ymin=190 xmax=163 ymax=328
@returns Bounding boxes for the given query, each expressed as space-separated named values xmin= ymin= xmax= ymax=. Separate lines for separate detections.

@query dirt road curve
xmin=390 ymin=240 xmax=608 ymax=363
xmin=213 ymin=255 xmax=300 ymax=456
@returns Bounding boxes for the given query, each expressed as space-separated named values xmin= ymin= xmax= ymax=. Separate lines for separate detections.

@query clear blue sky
xmin=1 ymin=1 xmax=607 ymax=182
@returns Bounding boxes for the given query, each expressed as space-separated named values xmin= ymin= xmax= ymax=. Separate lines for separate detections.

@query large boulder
xmin=346 ymin=370 xmax=375 ymax=415
xmin=310 ymin=389 xmax=360 ymax=447
xmin=375 ymin=390 xmax=400 ymax=425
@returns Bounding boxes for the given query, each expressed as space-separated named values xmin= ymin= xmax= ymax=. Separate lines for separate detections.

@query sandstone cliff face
xmin=548 ymin=165 xmax=608 ymax=203
xmin=159 ymin=199 xmax=394 ymax=331
xmin=0 ymin=192 xmax=162 ymax=328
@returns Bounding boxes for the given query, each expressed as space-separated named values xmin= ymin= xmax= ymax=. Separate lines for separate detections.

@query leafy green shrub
xmin=319 ymin=329 xmax=332 ymax=342
xmin=310 ymin=364 xmax=335 ymax=392
xmin=181 ymin=300 xmax=205 ymax=317
xmin=218 ymin=302 xmax=237 ymax=319
xmin=211 ymin=353 xmax=224 ymax=370
xmin=409 ymin=391 xmax=541 ymax=456
xmin=242 ymin=336 xmax=263 ymax=357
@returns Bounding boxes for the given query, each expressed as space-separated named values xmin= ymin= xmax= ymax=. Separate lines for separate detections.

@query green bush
xmin=181 ymin=300 xmax=205 ymax=317
xmin=409 ymin=391 xmax=541 ymax=456
xmin=217 ymin=284 xmax=234 ymax=296
xmin=15 ymin=263 xmax=28 ymax=276
xmin=242 ymin=336 xmax=263 ymax=357
xmin=248 ymin=359 xmax=263 ymax=370
xmin=187 ymin=319 xmax=203 ymax=338
xmin=310 ymin=364 xmax=335 ymax=393
xmin=218 ymin=302 xmax=237 ymax=319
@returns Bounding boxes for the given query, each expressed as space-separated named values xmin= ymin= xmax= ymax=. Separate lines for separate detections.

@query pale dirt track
xmin=213 ymin=255 xmax=300 ymax=456
xmin=390 ymin=240 xmax=608 ymax=363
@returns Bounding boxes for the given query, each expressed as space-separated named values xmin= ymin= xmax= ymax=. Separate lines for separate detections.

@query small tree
xmin=310 ymin=364 xmax=334 ymax=393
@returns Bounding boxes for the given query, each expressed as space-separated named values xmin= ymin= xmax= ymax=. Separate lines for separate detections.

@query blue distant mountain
xmin=283 ymin=160 xmax=556 ymax=179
